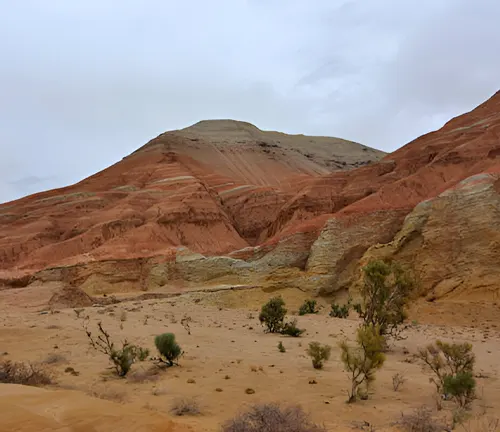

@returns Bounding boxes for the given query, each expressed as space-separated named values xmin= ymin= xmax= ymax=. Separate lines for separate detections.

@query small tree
xmin=84 ymin=320 xmax=149 ymax=376
xmin=353 ymin=260 xmax=414 ymax=339
xmin=307 ymin=342 xmax=331 ymax=369
xmin=299 ymin=299 xmax=319 ymax=316
xmin=417 ymin=340 xmax=476 ymax=408
xmin=339 ymin=325 xmax=386 ymax=403
xmin=155 ymin=333 xmax=182 ymax=367
xmin=259 ymin=297 xmax=287 ymax=333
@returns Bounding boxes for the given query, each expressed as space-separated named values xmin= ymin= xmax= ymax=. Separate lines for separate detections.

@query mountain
xmin=1 ymin=91 xmax=500 ymax=312
xmin=0 ymin=121 xmax=382 ymax=285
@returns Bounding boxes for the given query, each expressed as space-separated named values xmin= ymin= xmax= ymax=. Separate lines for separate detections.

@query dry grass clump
xmin=0 ymin=360 xmax=53 ymax=386
xmin=170 ymin=398 xmax=202 ymax=416
xmin=42 ymin=353 xmax=68 ymax=365
xmin=222 ymin=403 xmax=325 ymax=432
xmin=127 ymin=366 xmax=160 ymax=383
xmin=88 ymin=386 xmax=128 ymax=403
xmin=397 ymin=406 xmax=445 ymax=432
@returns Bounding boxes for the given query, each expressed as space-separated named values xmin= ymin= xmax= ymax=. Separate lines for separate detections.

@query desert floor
xmin=1 ymin=286 xmax=499 ymax=431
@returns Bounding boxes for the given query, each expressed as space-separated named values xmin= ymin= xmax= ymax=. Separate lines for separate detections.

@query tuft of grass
xmin=42 ymin=353 xmax=68 ymax=365
xmin=397 ymin=406 xmax=445 ymax=432
xmin=170 ymin=398 xmax=201 ymax=416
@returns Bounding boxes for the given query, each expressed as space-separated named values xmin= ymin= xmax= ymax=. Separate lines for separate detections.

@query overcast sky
xmin=1 ymin=0 xmax=499 ymax=203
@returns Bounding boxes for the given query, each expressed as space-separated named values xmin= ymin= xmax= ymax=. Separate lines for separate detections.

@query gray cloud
xmin=0 ymin=0 xmax=499 ymax=203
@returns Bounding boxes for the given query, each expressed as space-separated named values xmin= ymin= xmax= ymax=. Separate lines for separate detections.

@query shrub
xmin=307 ymin=342 xmax=331 ymax=369
xmin=281 ymin=319 xmax=305 ymax=337
xmin=0 ymin=360 xmax=53 ymax=386
xmin=330 ymin=301 xmax=350 ymax=319
xmin=299 ymin=299 xmax=319 ymax=316
xmin=397 ymin=405 xmax=445 ymax=432
xmin=443 ymin=372 xmax=476 ymax=409
xmin=84 ymin=320 xmax=149 ymax=376
xmin=392 ymin=372 xmax=406 ymax=391
xmin=278 ymin=342 xmax=286 ymax=353
xmin=222 ymin=403 xmax=326 ymax=432
xmin=170 ymin=397 xmax=201 ymax=416
xmin=154 ymin=333 xmax=182 ymax=366
xmin=259 ymin=297 xmax=287 ymax=333
xmin=353 ymin=260 xmax=415 ymax=339
xmin=42 ymin=353 xmax=67 ymax=365
xmin=417 ymin=340 xmax=476 ymax=408
xmin=339 ymin=324 xmax=386 ymax=403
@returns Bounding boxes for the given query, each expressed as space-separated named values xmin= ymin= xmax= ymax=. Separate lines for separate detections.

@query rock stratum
xmin=1 ymin=92 xmax=500 ymax=306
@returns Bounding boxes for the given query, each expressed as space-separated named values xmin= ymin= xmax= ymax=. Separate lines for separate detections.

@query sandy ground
xmin=1 ymin=288 xmax=500 ymax=431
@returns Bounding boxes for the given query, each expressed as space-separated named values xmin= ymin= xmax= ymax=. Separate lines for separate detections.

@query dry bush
xmin=127 ymin=367 xmax=160 ymax=383
xmin=397 ymin=406 xmax=446 ymax=432
xmin=170 ymin=398 xmax=201 ymax=416
xmin=392 ymin=372 xmax=406 ymax=391
xmin=222 ymin=403 xmax=325 ymax=432
xmin=42 ymin=353 xmax=68 ymax=365
xmin=88 ymin=386 xmax=127 ymax=403
xmin=460 ymin=415 xmax=500 ymax=432
xmin=0 ymin=360 xmax=53 ymax=386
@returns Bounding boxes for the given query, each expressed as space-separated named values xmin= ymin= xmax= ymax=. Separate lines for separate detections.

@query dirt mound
xmin=48 ymin=286 xmax=94 ymax=309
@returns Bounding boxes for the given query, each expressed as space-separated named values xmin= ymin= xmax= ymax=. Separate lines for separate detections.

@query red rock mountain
xmin=0 ymin=121 xmax=382 ymax=272
xmin=1 ymin=92 xmax=500 ymax=308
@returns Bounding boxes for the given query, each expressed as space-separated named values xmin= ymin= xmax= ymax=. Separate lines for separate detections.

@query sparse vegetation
xmin=307 ymin=342 xmax=332 ymax=369
xmin=259 ymin=297 xmax=305 ymax=336
xmin=222 ymin=403 xmax=326 ymax=432
xmin=417 ymin=340 xmax=476 ymax=408
xmin=0 ymin=360 xmax=53 ymax=386
xmin=170 ymin=397 xmax=201 ymax=416
xmin=397 ymin=405 xmax=445 ymax=432
xmin=42 ymin=353 xmax=67 ymax=365
xmin=281 ymin=319 xmax=305 ymax=337
xmin=259 ymin=296 xmax=287 ymax=333
xmin=84 ymin=319 xmax=149 ymax=376
xmin=299 ymin=299 xmax=319 ymax=316
xmin=154 ymin=333 xmax=182 ymax=367
xmin=353 ymin=260 xmax=415 ymax=339
xmin=392 ymin=372 xmax=406 ymax=391
xmin=278 ymin=341 xmax=286 ymax=353
xmin=330 ymin=300 xmax=351 ymax=319
xmin=339 ymin=324 xmax=386 ymax=403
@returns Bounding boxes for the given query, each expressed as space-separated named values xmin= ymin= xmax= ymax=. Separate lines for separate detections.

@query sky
xmin=1 ymin=0 xmax=499 ymax=203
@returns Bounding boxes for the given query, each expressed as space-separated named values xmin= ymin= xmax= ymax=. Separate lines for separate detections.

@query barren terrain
xmin=1 ymin=287 xmax=499 ymax=431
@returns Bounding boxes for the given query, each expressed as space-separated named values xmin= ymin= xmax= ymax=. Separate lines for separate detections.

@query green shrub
xmin=299 ymin=299 xmax=318 ymax=316
xmin=418 ymin=340 xmax=476 ymax=409
xmin=84 ymin=320 xmax=149 ymax=376
xmin=443 ymin=372 xmax=476 ymax=409
xmin=330 ymin=302 xmax=350 ymax=319
xmin=278 ymin=342 xmax=286 ymax=353
xmin=155 ymin=333 xmax=182 ymax=367
xmin=281 ymin=319 xmax=305 ymax=337
xmin=259 ymin=297 xmax=287 ymax=333
xmin=353 ymin=260 xmax=415 ymax=339
xmin=307 ymin=342 xmax=331 ymax=369
xmin=339 ymin=324 xmax=386 ymax=403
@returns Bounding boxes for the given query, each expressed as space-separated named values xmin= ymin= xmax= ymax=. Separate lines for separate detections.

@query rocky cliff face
xmin=1 ymin=92 xmax=500 ymax=305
